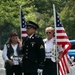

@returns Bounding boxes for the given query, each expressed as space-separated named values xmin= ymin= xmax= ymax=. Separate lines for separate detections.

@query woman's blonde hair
xmin=6 ymin=37 xmax=22 ymax=47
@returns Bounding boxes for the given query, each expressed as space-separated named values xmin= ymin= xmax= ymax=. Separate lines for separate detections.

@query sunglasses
xmin=46 ymin=32 xmax=51 ymax=34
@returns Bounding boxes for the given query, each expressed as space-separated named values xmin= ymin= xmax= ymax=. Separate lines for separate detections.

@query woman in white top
xmin=2 ymin=32 xmax=22 ymax=75
xmin=43 ymin=27 xmax=63 ymax=75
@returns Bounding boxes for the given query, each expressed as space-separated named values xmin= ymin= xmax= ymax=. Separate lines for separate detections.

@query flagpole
xmin=20 ymin=5 xmax=22 ymax=41
xmin=20 ymin=5 xmax=26 ymax=75
xmin=53 ymin=4 xmax=59 ymax=75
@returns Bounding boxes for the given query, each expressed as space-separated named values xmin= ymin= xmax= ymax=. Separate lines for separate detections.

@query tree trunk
xmin=0 ymin=32 xmax=1 ymax=50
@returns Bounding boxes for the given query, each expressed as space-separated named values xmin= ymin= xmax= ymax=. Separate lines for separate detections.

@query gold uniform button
xmin=26 ymin=46 xmax=28 ymax=47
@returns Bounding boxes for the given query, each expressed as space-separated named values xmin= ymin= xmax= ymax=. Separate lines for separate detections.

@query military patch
xmin=31 ymin=42 xmax=35 ymax=44
xmin=40 ymin=45 xmax=44 ymax=49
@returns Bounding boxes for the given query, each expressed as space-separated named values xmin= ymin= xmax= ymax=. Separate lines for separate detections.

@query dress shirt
xmin=28 ymin=34 xmax=34 ymax=39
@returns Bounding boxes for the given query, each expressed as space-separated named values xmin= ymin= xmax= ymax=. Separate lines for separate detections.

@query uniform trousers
xmin=6 ymin=65 xmax=22 ymax=75
xmin=43 ymin=59 xmax=59 ymax=75
xmin=24 ymin=72 xmax=37 ymax=75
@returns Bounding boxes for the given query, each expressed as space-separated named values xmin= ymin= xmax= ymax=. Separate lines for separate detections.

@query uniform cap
xmin=10 ymin=32 xmax=18 ymax=37
xmin=26 ymin=21 xmax=39 ymax=30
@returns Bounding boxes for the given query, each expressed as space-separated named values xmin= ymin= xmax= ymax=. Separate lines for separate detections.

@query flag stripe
xmin=22 ymin=31 xmax=27 ymax=34
xmin=56 ymin=30 xmax=66 ymax=33
xmin=21 ymin=34 xmax=27 ymax=37
xmin=60 ymin=59 xmax=66 ymax=74
xmin=57 ymin=39 xmax=70 ymax=42
xmin=59 ymin=55 xmax=69 ymax=75
xmin=56 ymin=27 xmax=64 ymax=30
xmin=56 ymin=33 xmax=67 ymax=36
xmin=57 ymin=36 xmax=68 ymax=39
xmin=22 ymin=37 xmax=25 ymax=40
xmin=59 ymin=61 xmax=65 ymax=75
xmin=63 ymin=56 xmax=69 ymax=73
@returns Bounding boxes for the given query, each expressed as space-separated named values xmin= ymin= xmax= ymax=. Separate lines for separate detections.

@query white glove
xmin=37 ymin=69 xmax=43 ymax=73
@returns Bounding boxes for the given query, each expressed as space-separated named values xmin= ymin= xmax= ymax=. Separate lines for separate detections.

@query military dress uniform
xmin=21 ymin=21 xmax=45 ymax=75
xmin=22 ymin=34 xmax=45 ymax=75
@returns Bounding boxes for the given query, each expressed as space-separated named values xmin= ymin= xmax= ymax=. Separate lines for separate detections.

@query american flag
xmin=55 ymin=12 xmax=71 ymax=75
xmin=20 ymin=9 xmax=27 ymax=40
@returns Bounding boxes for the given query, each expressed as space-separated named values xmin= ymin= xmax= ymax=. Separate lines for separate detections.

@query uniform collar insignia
xmin=32 ymin=37 xmax=34 ymax=39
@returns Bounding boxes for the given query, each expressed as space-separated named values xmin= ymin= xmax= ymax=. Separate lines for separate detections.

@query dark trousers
xmin=24 ymin=72 xmax=37 ymax=75
xmin=6 ymin=65 xmax=22 ymax=75
xmin=43 ymin=59 xmax=59 ymax=75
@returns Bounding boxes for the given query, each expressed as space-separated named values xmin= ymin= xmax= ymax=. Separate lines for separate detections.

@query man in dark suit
xmin=21 ymin=21 xmax=45 ymax=75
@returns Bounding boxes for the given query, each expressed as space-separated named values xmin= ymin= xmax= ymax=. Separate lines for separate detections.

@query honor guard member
xmin=43 ymin=27 xmax=63 ymax=75
xmin=21 ymin=21 xmax=45 ymax=75
xmin=2 ymin=32 xmax=22 ymax=75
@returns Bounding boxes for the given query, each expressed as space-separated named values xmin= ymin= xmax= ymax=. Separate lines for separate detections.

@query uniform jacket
xmin=22 ymin=34 xmax=45 ymax=73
